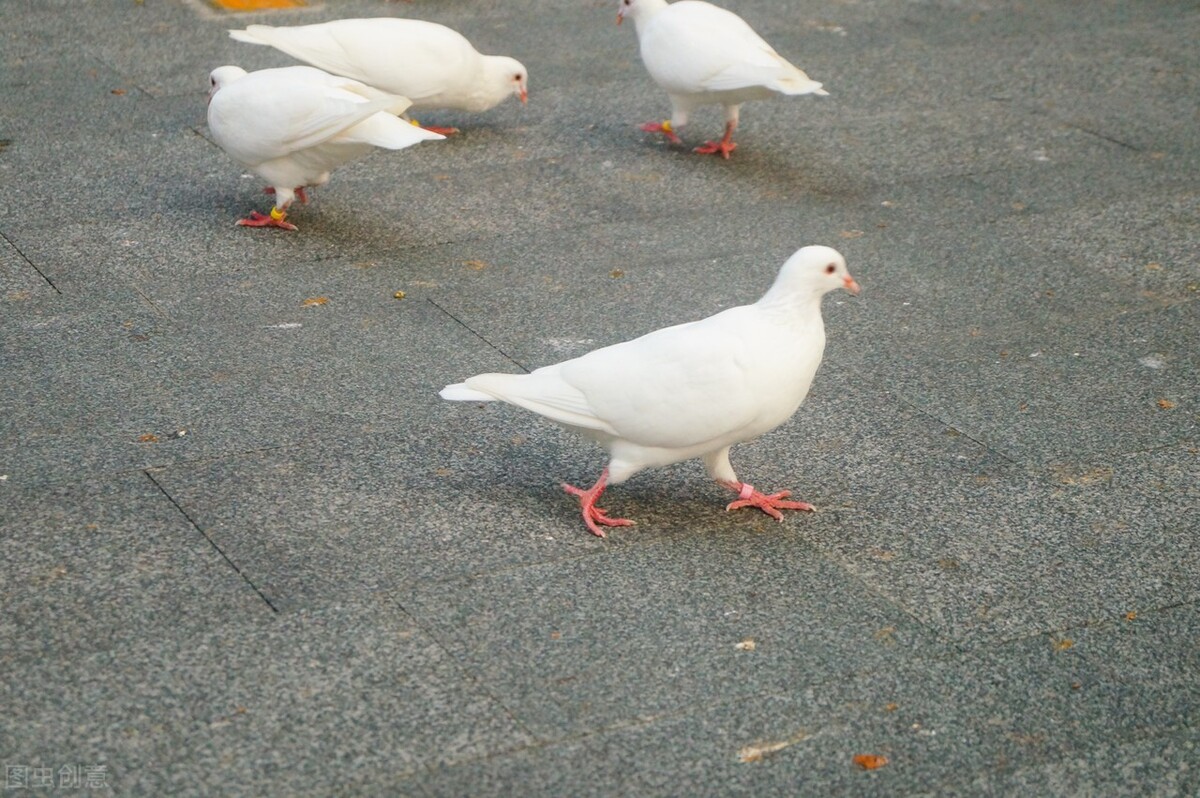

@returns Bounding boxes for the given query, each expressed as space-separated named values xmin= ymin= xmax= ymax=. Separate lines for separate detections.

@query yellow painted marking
xmin=210 ymin=0 xmax=308 ymax=12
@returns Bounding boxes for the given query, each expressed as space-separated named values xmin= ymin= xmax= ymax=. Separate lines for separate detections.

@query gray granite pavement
xmin=2 ymin=0 xmax=1197 ymax=794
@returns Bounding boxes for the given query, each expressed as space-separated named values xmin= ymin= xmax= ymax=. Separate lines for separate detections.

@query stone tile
xmin=398 ymin=532 xmax=946 ymax=741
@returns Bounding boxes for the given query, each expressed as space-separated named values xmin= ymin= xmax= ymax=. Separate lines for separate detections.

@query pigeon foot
xmin=237 ymin=209 xmax=298 ymax=232
xmin=641 ymin=120 xmax=683 ymax=145
xmin=562 ymin=468 xmax=636 ymax=538
xmin=410 ymin=118 xmax=460 ymax=136
xmin=722 ymin=481 xmax=813 ymax=520
xmin=694 ymin=120 xmax=738 ymax=159
xmin=694 ymin=138 xmax=737 ymax=159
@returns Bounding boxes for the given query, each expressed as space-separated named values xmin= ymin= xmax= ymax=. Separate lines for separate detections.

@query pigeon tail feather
xmin=773 ymin=76 xmax=828 ymax=96
xmin=440 ymin=383 xmax=496 ymax=402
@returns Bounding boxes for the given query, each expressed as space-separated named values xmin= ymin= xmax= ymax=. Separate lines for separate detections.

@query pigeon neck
xmin=758 ymin=283 xmax=829 ymax=316
xmin=476 ymin=58 xmax=517 ymax=109
xmin=631 ymin=0 xmax=670 ymax=32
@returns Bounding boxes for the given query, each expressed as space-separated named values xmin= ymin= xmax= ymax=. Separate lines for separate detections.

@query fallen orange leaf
xmin=1157 ymin=398 xmax=1175 ymax=410
xmin=302 ymin=296 xmax=328 ymax=306
xmin=853 ymin=754 xmax=889 ymax=770
xmin=137 ymin=434 xmax=159 ymax=443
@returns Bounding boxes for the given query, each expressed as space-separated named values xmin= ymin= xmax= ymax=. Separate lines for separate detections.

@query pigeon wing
xmin=558 ymin=307 xmax=768 ymax=449
xmin=209 ymin=70 xmax=408 ymax=165
xmin=233 ymin=19 xmax=478 ymax=104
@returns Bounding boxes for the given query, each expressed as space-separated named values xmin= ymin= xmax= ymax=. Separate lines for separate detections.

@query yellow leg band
xmin=270 ymin=207 xmax=285 ymax=222
xmin=661 ymin=120 xmax=673 ymax=133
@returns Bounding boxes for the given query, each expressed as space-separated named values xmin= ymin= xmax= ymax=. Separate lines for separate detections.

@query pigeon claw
xmin=694 ymin=139 xmax=737 ymax=159
xmin=723 ymin=482 xmax=814 ymax=520
xmin=236 ymin=210 xmax=298 ymax=232
xmin=562 ymin=468 xmax=636 ymax=538
xmin=641 ymin=121 xmax=683 ymax=146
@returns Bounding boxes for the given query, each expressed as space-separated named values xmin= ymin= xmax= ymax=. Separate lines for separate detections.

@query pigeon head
xmin=483 ymin=56 xmax=529 ymax=105
xmin=617 ymin=0 xmax=669 ymax=27
xmin=507 ymin=59 xmax=530 ymax=104
xmin=762 ymin=245 xmax=860 ymax=304
xmin=207 ymin=65 xmax=248 ymax=104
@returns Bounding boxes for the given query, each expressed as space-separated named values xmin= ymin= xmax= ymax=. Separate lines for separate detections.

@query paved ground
xmin=2 ymin=0 xmax=1198 ymax=794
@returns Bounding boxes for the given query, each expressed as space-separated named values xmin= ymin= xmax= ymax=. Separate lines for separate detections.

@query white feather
xmin=441 ymin=246 xmax=859 ymax=486
xmin=230 ymin=18 xmax=528 ymax=115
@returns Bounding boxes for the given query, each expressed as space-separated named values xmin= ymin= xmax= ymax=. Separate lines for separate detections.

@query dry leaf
xmin=302 ymin=296 xmax=328 ymax=306
xmin=1145 ymin=262 xmax=1163 ymax=271
xmin=1124 ymin=611 xmax=1137 ymax=622
xmin=610 ymin=269 xmax=625 ymax=278
xmin=137 ymin=433 xmax=159 ymax=443
xmin=464 ymin=259 xmax=488 ymax=271
xmin=111 ymin=88 xmax=127 ymax=96
xmin=1157 ymin=398 xmax=1176 ymax=410
xmin=853 ymin=754 xmax=889 ymax=770
xmin=738 ymin=732 xmax=809 ymax=763
xmin=1052 ymin=637 xmax=1074 ymax=651
xmin=393 ymin=291 xmax=406 ymax=300
xmin=734 ymin=639 xmax=756 ymax=651
xmin=839 ymin=229 xmax=865 ymax=239
xmin=883 ymin=702 xmax=899 ymax=713
xmin=549 ymin=631 xmax=562 ymax=640
xmin=434 ymin=467 xmax=452 ymax=477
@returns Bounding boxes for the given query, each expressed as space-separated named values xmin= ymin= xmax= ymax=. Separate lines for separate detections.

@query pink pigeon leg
xmin=694 ymin=121 xmax=738 ymax=159
xmin=562 ymin=467 xmax=636 ymax=538
xmin=420 ymin=125 xmax=460 ymax=136
xmin=720 ymin=480 xmax=813 ymax=520
xmin=237 ymin=207 xmax=298 ymax=232
xmin=263 ymin=187 xmax=309 ymax=204
xmin=641 ymin=120 xmax=683 ymax=145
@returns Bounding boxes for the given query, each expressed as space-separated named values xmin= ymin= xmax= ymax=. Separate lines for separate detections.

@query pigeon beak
xmin=617 ymin=10 xmax=624 ymax=25
xmin=519 ymin=86 xmax=528 ymax=105
xmin=843 ymin=275 xmax=861 ymax=296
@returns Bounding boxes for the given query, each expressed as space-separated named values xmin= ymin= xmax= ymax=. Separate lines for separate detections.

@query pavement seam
xmin=426 ymin=296 xmax=532 ymax=373
xmin=142 ymin=468 xmax=281 ymax=614
xmin=1 ymin=229 xmax=60 ymax=295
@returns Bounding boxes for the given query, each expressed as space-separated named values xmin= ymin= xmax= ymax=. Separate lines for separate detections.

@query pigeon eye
xmin=825 ymin=264 xmax=836 ymax=274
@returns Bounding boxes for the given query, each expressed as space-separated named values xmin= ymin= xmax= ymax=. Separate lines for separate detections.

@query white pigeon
xmin=617 ymin=0 xmax=829 ymax=158
xmin=229 ymin=18 xmax=528 ymax=135
xmin=206 ymin=65 xmax=443 ymax=231
xmin=440 ymin=246 xmax=860 ymax=537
